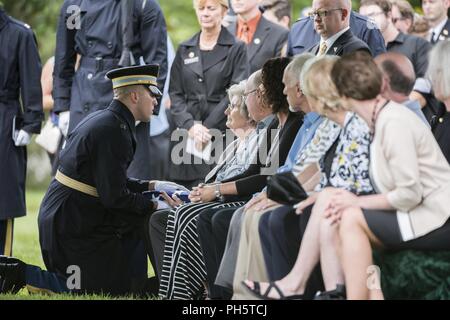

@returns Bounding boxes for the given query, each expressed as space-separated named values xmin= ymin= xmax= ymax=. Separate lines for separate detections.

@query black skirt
xmin=362 ymin=209 xmax=450 ymax=251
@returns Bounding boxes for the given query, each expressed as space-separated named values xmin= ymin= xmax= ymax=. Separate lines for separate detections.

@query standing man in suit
xmin=422 ymin=0 xmax=450 ymax=156
xmin=423 ymin=0 xmax=450 ymax=44
xmin=307 ymin=0 xmax=371 ymax=57
xmin=228 ymin=0 xmax=289 ymax=73
xmin=287 ymin=0 xmax=385 ymax=57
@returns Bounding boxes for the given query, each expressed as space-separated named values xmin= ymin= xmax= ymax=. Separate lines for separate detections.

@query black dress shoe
xmin=0 ymin=257 xmax=26 ymax=294
xmin=314 ymin=284 xmax=346 ymax=300
xmin=0 ymin=255 xmax=11 ymax=263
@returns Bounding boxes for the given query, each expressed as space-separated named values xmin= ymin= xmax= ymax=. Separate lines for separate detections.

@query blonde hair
xmin=193 ymin=0 xmax=228 ymax=9
xmin=113 ymin=85 xmax=141 ymax=100
xmin=301 ymin=55 xmax=345 ymax=115
xmin=427 ymin=40 xmax=450 ymax=101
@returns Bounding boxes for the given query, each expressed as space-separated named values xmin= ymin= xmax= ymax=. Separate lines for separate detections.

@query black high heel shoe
xmin=241 ymin=281 xmax=305 ymax=300
xmin=314 ymin=284 xmax=346 ymax=300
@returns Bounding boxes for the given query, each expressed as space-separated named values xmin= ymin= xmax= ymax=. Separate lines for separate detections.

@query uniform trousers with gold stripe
xmin=0 ymin=219 xmax=14 ymax=256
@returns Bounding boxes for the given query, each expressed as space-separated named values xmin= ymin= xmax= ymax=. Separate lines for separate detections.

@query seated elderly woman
xmin=328 ymin=51 xmax=450 ymax=300
xmin=157 ymin=57 xmax=303 ymax=300
xmin=150 ymin=80 xmax=258 ymax=299
xmin=241 ymin=55 xmax=374 ymax=300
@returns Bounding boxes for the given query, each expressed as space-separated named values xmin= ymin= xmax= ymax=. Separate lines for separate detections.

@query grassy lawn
xmin=0 ymin=189 xmax=155 ymax=300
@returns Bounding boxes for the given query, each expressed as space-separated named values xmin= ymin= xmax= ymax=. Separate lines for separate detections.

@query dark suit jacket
xmin=308 ymin=29 xmax=372 ymax=56
xmin=432 ymin=18 xmax=450 ymax=44
xmin=433 ymin=112 xmax=450 ymax=164
xmin=227 ymin=16 xmax=289 ymax=73
xmin=288 ymin=11 xmax=385 ymax=57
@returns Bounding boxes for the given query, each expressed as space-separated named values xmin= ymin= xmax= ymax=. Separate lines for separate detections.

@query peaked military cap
xmin=106 ymin=64 xmax=162 ymax=97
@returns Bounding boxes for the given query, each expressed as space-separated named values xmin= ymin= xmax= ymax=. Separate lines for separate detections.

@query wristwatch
xmin=214 ymin=184 xmax=225 ymax=202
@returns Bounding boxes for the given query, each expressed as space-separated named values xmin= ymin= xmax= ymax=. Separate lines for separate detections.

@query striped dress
xmin=159 ymin=201 xmax=245 ymax=300
xmin=158 ymin=130 xmax=259 ymax=300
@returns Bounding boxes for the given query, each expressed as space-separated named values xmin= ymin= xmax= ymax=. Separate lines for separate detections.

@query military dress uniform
xmin=0 ymin=65 xmax=161 ymax=295
xmin=0 ymin=9 xmax=43 ymax=256
xmin=53 ymin=0 xmax=168 ymax=180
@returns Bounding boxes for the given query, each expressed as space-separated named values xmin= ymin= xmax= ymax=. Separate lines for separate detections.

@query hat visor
xmin=149 ymin=85 xmax=162 ymax=97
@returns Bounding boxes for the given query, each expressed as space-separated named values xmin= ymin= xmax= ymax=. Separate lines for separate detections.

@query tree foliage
xmin=1 ymin=0 xmax=423 ymax=62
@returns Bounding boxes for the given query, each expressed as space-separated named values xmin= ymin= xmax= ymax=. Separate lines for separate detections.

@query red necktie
xmin=241 ymin=23 xmax=250 ymax=44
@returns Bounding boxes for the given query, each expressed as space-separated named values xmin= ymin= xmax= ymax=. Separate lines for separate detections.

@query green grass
xmin=0 ymin=189 xmax=155 ymax=300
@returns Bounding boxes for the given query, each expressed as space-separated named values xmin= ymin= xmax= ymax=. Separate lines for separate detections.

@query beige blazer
xmin=370 ymin=101 xmax=450 ymax=240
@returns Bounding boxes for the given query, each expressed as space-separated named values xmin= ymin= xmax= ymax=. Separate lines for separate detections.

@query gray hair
xmin=228 ymin=80 xmax=256 ymax=125
xmin=284 ymin=53 xmax=315 ymax=86
xmin=427 ymin=40 xmax=450 ymax=101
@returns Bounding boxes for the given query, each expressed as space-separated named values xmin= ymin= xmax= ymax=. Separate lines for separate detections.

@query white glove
xmin=154 ymin=181 xmax=189 ymax=193
xmin=58 ymin=111 xmax=70 ymax=137
xmin=14 ymin=129 xmax=32 ymax=147
xmin=155 ymin=200 xmax=171 ymax=210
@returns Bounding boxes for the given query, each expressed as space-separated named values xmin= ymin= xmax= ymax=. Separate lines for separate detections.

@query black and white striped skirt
xmin=159 ymin=201 xmax=245 ymax=300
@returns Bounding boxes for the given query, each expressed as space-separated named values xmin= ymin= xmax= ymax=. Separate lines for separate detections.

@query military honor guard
xmin=0 ymin=65 xmax=164 ymax=296
xmin=0 ymin=8 xmax=43 ymax=258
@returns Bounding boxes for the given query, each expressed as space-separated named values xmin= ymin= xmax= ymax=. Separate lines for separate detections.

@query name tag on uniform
xmin=184 ymin=57 xmax=199 ymax=65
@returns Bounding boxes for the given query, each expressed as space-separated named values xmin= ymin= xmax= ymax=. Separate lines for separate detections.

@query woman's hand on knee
xmin=294 ymin=193 xmax=317 ymax=214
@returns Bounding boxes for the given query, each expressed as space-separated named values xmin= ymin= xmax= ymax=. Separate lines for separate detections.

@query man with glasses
xmin=307 ymin=0 xmax=371 ymax=56
xmin=287 ymin=0 xmax=385 ymax=57
xmin=390 ymin=0 xmax=415 ymax=34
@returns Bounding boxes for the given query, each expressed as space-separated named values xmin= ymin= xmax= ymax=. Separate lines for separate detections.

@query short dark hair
xmin=261 ymin=0 xmax=292 ymax=21
xmin=331 ymin=51 xmax=382 ymax=101
xmin=360 ymin=0 xmax=392 ymax=15
xmin=261 ymin=57 xmax=291 ymax=114
xmin=380 ymin=60 xmax=415 ymax=95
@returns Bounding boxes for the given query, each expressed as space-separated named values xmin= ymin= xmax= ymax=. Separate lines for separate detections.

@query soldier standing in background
xmin=0 ymin=7 xmax=43 ymax=257
xmin=53 ymin=0 xmax=168 ymax=180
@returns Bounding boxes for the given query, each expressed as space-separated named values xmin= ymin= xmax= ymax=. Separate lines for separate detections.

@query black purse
xmin=266 ymin=171 xmax=308 ymax=205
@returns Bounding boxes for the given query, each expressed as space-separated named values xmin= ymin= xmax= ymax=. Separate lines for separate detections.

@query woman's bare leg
xmin=244 ymin=188 xmax=341 ymax=298
xmin=339 ymin=206 xmax=383 ymax=300
xmin=319 ymin=218 xmax=345 ymax=291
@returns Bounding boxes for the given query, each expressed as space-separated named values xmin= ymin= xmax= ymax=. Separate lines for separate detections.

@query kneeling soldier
xmin=0 ymin=65 xmax=163 ymax=296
